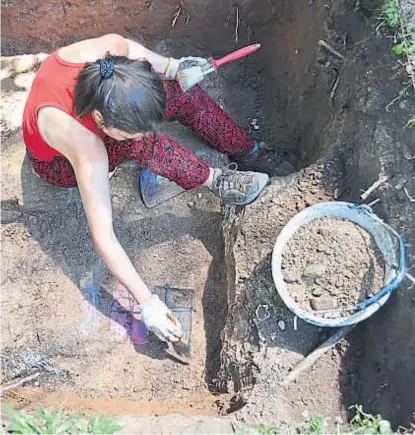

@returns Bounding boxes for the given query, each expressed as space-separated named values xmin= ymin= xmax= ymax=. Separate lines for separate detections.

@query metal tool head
xmin=166 ymin=340 xmax=192 ymax=365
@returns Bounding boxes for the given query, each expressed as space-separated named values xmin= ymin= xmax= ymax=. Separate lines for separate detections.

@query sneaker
xmin=211 ymin=165 xmax=269 ymax=205
xmin=233 ymin=142 xmax=295 ymax=176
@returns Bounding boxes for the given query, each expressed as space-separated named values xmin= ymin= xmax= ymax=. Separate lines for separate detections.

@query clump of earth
xmin=282 ymin=218 xmax=385 ymax=314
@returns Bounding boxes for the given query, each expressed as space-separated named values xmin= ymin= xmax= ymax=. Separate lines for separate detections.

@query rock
xmin=310 ymin=298 xmax=337 ymax=311
xmin=197 ymin=193 xmax=203 ymax=199
xmin=187 ymin=202 xmax=195 ymax=208
xmin=378 ymin=420 xmax=392 ymax=434
xmin=303 ymin=263 xmax=326 ymax=279
xmin=275 ymin=161 xmax=295 ymax=176
xmin=289 ymin=284 xmax=306 ymax=299
xmin=312 ymin=288 xmax=323 ymax=297
xmin=255 ymin=304 xmax=271 ymax=322
xmin=304 ymin=194 xmax=314 ymax=206
xmin=333 ymin=188 xmax=342 ymax=199
xmin=284 ymin=271 xmax=301 ymax=283
xmin=278 ymin=320 xmax=286 ymax=331
xmin=295 ymin=200 xmax=304 ymax=211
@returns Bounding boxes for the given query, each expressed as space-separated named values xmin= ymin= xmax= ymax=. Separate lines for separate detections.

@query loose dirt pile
xmin=282 ymin=218 xmax=385 ymax=313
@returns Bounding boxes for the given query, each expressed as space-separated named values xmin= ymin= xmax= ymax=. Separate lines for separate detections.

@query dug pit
xmin=1 ymin=0 xmax=414 ymax=429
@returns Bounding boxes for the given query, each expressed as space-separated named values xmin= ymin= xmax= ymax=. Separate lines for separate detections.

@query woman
xmin=23 ymin=33 xmax=274 ymax=344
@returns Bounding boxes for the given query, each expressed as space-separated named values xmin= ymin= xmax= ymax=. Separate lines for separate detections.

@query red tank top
xmin=23 ymin=51 xmax=105 ymax=161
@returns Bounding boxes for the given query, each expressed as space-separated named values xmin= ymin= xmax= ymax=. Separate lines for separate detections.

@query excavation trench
xmin=1 ymin=0 xmax=415 ymax=428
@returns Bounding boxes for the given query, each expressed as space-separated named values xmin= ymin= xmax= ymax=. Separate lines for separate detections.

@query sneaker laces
xmin=214 ymin=163 xmax=253 ymax=195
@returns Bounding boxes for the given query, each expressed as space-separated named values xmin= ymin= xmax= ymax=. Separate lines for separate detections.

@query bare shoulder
xmin=38 ymin=106 xmax=106 ymax=162
xmin=58 ymin=34 xmax=129 ymax=64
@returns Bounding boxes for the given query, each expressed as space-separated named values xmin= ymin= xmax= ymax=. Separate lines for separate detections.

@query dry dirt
xmin=1 ymin=115 xmax=228 ymax=413
xmin=1 ymin=0 xmax=415 ymax=430
xmin=282 ymin=218 xmax=385 ymax=313
xmin=217 ymin=164 xmax=362 ymax=427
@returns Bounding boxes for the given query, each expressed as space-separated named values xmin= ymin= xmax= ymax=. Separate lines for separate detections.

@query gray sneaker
xmin=211 ymin=166 xmax=269 ymax=205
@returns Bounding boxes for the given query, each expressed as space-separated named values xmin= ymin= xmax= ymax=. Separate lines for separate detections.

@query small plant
xmin=392 ymin=42 xmax=415 ymax=56
xmin=382 ymin=0 xmax=414 ymax=59
xmin=258 ymin=423 xmax=279 ymax=434
xmin=381 ymin=0 xmax=415 ymax=111
xmin=297 ymin=411 xmax=328 ymax=434
xmin=349 ymin=404 xmax=393 ymax=434
xmin=2 ymin=403 xmax=122 ymax=434
xmin=382 ymin=0 xmax=400 ymax=28
xmin=308 ymin=416 xmax=326 ymax=435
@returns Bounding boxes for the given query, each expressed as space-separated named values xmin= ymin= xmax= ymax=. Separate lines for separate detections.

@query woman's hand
xmin=140 ymin=295 xmax=183 ymax=342
xmin=164 ymin=56 xmax=209 ymax=80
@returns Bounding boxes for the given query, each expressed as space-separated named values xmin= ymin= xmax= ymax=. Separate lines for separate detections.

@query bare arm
xmin=58 ymin=34 xmax=180 ymax=77
xmin=73 ymin=152 xmax=152 ymax=304
xmin=124 ymin=38 xmax=179 ymax=76
xmin=38 ymin=108 xmax=152 ymax=304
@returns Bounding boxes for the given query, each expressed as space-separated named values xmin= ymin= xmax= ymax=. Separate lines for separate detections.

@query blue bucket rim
xmin=271 ymin=201 xmax=407 ymax=327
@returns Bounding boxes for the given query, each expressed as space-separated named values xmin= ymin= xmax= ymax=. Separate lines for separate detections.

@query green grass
xmin=349 ymin=405 xmax=393 ymax=434
xmin=308 ymin=416 xmax=326 ymax=434
xmin=2 ymin=404 xmax=122 ymax=434
xmin=298 ymin=411 xmax=328 ymax=434
xmin=381 ymin=0 xmax=415 ymax=59
xmin=382 ymin=0 xmax=400 ymax=28
xmin=2 ymin=403 xmax=395 ymax=435
xmin=257 ymin=424 xmax=279 ymax=434
xmin=381 ymin=0 xmax=414 ymax=124
xmin=236 ymin=406 xmax=393 ymax=435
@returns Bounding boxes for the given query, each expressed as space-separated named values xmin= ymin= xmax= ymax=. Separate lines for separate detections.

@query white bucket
xmin=271 ymin=202 xmax=407 ymax=327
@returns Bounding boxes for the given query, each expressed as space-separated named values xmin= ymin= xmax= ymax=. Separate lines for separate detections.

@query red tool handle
xmin=212 ymin=43 xmax=261 ymax=70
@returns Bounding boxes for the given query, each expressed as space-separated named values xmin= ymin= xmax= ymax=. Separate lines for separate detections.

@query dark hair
xmin=74 ymin=54 xmax=166 ymax=134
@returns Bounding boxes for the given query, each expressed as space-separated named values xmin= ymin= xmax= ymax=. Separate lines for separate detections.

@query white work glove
xmin=164 ymin=56 xmax=209 ymax=80
xmin=139 ymin=295 xmax=183 ymax=342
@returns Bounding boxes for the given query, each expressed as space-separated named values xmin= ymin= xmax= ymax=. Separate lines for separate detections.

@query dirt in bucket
xmin=282 ymin=217 xmax=386 ymax=313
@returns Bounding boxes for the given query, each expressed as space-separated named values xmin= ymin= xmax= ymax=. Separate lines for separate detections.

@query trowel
xmin=166 ymin=313 xmax=192 ymax=364
xmin=166 ymin=339 xmax=192 ymax=365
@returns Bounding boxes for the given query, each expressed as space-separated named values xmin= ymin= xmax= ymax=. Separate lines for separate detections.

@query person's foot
xmin=210 ymin=166 xmax=269 ymax=205
xmin=233 ymin=142 xmax=295 ymax=176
